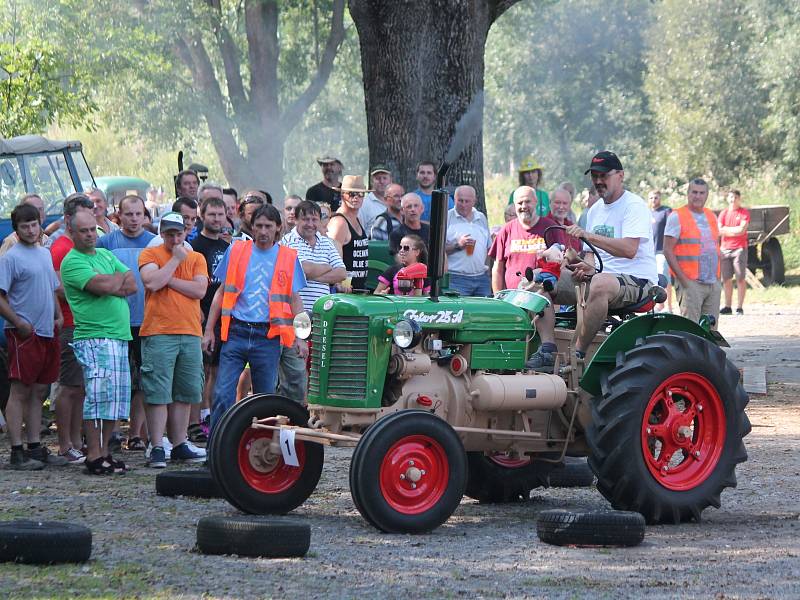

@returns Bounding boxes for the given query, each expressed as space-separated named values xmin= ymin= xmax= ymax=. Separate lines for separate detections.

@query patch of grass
xmin=0 ymin=560 xmax=159 ymax=599
xmin=745 ymin=272 xmax=800 ymax=305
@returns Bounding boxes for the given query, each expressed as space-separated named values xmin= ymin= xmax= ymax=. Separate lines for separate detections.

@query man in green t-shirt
xmin=61 ymin=211 xmax=137 ymax=475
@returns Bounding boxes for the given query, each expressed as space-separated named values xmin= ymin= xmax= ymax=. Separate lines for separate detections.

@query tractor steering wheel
xmin=543 ymin=225 xmax=604 ymax=275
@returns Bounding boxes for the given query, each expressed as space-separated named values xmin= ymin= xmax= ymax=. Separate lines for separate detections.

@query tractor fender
xmin=579 ymin=313 xmax=728 ymax=397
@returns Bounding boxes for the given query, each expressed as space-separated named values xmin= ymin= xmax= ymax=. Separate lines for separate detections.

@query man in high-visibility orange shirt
xmin=202 ymin=205 xmax=307 ymax=429
xmin=663 ymin=178 xmax=721 ymax=325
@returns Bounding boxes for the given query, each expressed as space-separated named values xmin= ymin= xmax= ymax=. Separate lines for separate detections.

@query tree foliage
xmin=5 ymin=0 xmax=800 ymax=201
xmin=0 ymin=17 xmax=97 ymax=137
xmin=484 ymin=0 xmax=653 ymax=186
xmin=643 ymin=0 xmax=768 ymax=184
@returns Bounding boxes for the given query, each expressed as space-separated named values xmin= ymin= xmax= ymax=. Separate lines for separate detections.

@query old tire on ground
xmin=536 ymin=509 xmax=645 ymax=547
xmin=0 ymin=520 xmax=91 ymax=564
xmin=586 ymin=332 xmax=751 ymax=524
xmin=156 ymin=469 xmax=221 ymax=498
xmin=209 ymin=394 xmax=323 ymax=515
xmin=465 ymin=452 xmax=555 ymax=503
xmin=196 ymin=515 xmax=310 ymax=558
xmin=761 ymin=238 xmax=785 ymax=285
xmin=548 ymin=457 xmax=595 ymax=488
xmin=350 ymin=410 xmax=466 ymax=534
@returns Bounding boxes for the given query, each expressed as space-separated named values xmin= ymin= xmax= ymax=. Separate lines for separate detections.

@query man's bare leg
xmin=145 ymin=404 xmax=168 ymax=449
xmin=56 ymin=384 xmax=84 ymax=454
xmin=5 ymin=382 xmax=30 ymax=447
xmin=167 ymin=402 xmax=192 ymax=447
xmin=535 ymin=304 xmax=556 ymax=345
xmin=736 ymin=277 xmax=746 ymax=311
xmin=723 ymin=278 xmax=734 ymax=309
xmin=23 ymin=383 xmax=48 ymax=445
xmin=84 ymin=419 xmax=115 ymax=462
xmin=236 ymin=368 xmax=252 ymax=402
xmin=576 ymin=274 xmax=619 ymax=353
xmin=129 ymin=390 xmax=147 ymax=441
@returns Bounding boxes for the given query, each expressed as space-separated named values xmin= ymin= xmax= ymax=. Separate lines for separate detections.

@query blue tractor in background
xmin=0 ymin=136 xmax=96 ymax=412
xmin=0 ymin=135 xmax=96 ymax=239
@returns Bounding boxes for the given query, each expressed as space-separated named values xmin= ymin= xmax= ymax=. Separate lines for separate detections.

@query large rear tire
xmin=350 ymin=410 xmax=466 ymax=533
xmin=586 ymin=333 xmax=750 ymax=524
xmin=464 ymin=452 xmax=554 ymax=503
xmin=210 ymin=394 xmax=323 ymax=515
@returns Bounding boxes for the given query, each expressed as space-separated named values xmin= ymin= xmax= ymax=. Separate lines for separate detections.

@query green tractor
xmin=210 ymin=164 xmax=750 ymax=534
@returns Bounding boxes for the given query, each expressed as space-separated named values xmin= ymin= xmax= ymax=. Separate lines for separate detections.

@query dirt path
xmin=1 ymin=304 xmax=799 ymax=599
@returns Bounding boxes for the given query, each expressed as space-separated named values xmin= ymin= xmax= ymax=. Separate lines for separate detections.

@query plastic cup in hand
xmin=465 ymin=238 xmax=476 ymax=256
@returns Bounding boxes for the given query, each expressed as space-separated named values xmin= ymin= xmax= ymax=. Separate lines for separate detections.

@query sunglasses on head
xmin=242 ymin=196 xmax=265 ymax=206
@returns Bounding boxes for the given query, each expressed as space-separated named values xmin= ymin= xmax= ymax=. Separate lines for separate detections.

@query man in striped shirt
xmin=279 ymin=200 xmax=347 ymax=402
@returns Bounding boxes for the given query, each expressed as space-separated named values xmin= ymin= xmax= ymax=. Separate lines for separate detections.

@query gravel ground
xmin=1 ymin=304 xmax=799 ymax=599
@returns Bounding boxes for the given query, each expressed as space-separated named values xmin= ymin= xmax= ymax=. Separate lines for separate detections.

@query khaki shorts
xmin=554 ymin=270 xmax=654 ymax=310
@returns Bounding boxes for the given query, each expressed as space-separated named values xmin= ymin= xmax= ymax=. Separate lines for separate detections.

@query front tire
xmin=586 ymin=333 xmax=750 ymax=524
xmin=210 ymin=394 xmax=323 ymax=515
xmin=350 ymin=410 xmax=467 ymax=533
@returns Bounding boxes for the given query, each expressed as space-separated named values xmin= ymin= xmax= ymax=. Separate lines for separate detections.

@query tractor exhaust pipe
xmin=428 ymin=163 xmax=450 ymax=300
xmin=427 ymin=92 xmax=484 ymax=301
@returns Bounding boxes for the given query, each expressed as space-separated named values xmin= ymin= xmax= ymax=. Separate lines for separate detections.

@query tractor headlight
xmin=293 ymin=312 xmax=312 ymax=340
xmin=392 ymin=319 xmax=422 ymax=349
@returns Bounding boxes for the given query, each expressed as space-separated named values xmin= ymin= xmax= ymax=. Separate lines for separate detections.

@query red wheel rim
xmin=488 ymin=452 xmax=531 ymax=468
xmin=641 ymin=372 xmax=726 ymax=491
xmin=379 ymin=435 xmax=449 ymax=515
xmin=238 ymin=427 xmax=305 ymax=494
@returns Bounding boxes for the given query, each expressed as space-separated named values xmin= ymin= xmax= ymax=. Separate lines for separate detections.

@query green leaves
xmin=0 ymin=38 xmax=97 ymax=137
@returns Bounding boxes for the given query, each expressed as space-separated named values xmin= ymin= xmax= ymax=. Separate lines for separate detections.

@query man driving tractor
xmin=527 ymin=151 xmax=658 ymax=372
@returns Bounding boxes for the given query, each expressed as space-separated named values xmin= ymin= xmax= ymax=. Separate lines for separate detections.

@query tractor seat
xmin=608 ymin=275 xmax=668 ymax=316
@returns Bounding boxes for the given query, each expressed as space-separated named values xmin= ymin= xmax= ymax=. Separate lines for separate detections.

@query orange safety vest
xmin=219 ymin=240 xmax=297 ymax=347
xmin=671 ymin=206 xmax=721 ymax=280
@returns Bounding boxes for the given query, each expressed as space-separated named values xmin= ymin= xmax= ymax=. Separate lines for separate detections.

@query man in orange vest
xmin=202 ymin=205 xmax=307 ymax=429
xmin=662 ymin=178 xmax=722 ymax=324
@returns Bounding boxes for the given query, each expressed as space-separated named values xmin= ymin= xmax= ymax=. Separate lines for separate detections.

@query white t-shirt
xmin=358 ymin=193 xmax=387 ymax=237
xmin=585 ymin=190 xmax=657 ymax=283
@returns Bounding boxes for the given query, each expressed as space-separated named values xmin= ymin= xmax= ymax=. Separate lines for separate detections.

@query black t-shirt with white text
xmin=190 ymin=233 xmax=230 ymax=318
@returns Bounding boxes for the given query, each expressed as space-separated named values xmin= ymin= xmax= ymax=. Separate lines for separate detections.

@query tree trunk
xmin=349 ymin=0 xmax=520 ymax=211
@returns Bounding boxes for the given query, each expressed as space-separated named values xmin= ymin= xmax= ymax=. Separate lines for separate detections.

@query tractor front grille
xmin=309 ymin=315 xmax=369 ymax=400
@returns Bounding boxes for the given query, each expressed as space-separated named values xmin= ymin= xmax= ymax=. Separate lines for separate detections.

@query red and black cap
xmin=584 ymin=151 xmax=623 ymax=174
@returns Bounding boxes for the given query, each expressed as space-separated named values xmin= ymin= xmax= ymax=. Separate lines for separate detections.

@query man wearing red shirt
xmin=490 ymin=186 xmax=557 ymax=291
xmin=718 ymin=190 xmax=750 ymax=315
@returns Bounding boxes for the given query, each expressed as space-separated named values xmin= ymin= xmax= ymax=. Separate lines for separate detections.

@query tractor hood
xmin=312 ymin=293 xmax=532 ymax=343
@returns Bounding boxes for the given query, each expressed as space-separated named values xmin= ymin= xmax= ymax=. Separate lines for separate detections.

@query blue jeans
xmin=278 ymin=343 xmax=307 ymax=403
xmin=210 ymin=321 xmax=282 ymax=431
xmin=447 ymin=272 xmax=492 ymax=297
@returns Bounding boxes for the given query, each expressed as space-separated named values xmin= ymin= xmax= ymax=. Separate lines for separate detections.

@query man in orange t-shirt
xmin=138 ymin=211 xmax=208 ymax=468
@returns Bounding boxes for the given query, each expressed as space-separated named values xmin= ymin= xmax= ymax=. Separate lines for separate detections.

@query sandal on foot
xmin=106 ymin=455 xmax=128 ymax=474
xmin=85 ymin=456 xmax=114 ymax=475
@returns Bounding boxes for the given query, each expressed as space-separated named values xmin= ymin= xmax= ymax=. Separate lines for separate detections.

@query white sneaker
xmin=161 ymin=436 xmax=173 ymax=456
xmin=182 ymin=440 xmax=206 ymax=458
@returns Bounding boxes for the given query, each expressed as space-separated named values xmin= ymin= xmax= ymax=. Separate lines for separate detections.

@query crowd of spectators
xmin=0 ymin=152 xmax=750 ymax=472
